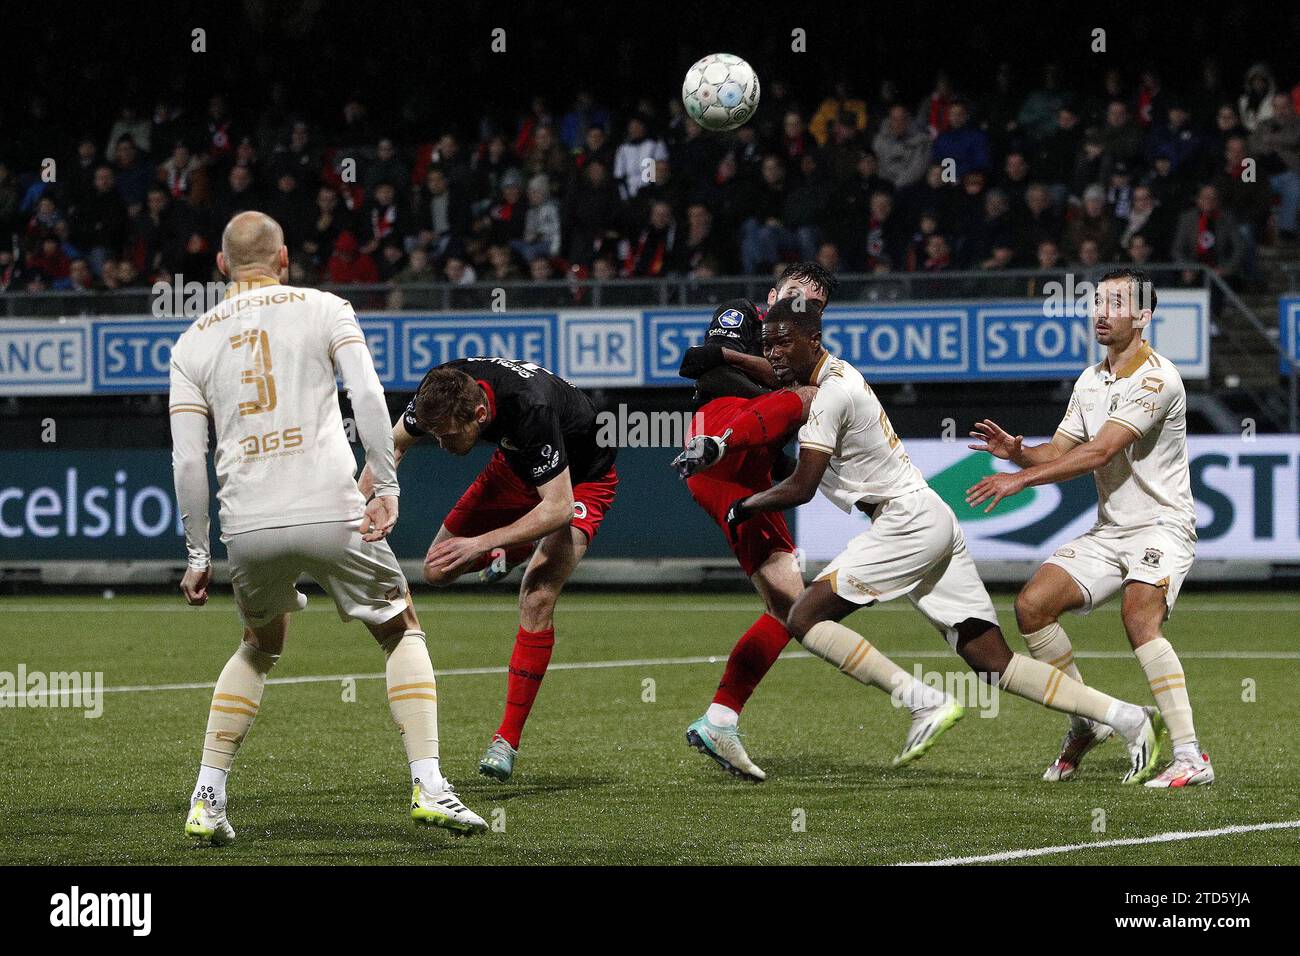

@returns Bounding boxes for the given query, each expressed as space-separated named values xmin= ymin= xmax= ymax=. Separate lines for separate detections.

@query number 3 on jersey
xmin=230 ymin=329 xmax=277 ymax=416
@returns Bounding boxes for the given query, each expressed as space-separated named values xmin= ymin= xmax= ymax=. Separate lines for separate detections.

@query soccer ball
xmin=682 ymin=53 xmax=760 ymax=132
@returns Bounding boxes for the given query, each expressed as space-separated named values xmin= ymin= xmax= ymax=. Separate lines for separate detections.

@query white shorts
xmin=815 ymin=487 xmax=999 ymax=647
xmin=226 ymin=520 xmax=409 ymax=628
xmin=1043 ymin=524 xmax=1195 ymax=617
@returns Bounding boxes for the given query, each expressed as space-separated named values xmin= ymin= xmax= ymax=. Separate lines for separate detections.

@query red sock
xmin=713 ymin=613 xmax=790 ymax=713
xmin=497 ymin=626 xmax=555 ymax=747
xmin=717 ymin=390 xmax=804 ymax=451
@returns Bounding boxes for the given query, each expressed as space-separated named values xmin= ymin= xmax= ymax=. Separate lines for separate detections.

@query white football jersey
xmin=797 ymin=351 xmax=928 ymax=513
xmin=169 ymin=279 xmax=370 ymax=538
xmin=1056 ymin=342 xmax=1197 ymax=541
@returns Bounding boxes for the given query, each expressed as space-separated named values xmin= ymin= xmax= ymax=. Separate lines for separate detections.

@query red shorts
xmin=685 ymin=396 xmax=795 ymax=577
xmin=444 ymin=450 xmax=618 ymax=544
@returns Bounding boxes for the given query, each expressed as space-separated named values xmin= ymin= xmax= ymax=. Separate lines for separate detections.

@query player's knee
xmin=954 ymin=620 xmax=1012 ymax=678
xmin=422 ymin=562 xmax=455 ymax=587
xmin=1013 ymin=588 xmax=1055 ymax=633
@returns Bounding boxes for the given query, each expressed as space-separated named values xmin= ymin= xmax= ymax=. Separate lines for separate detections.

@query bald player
xmin=171 ymin=212 xmax=486 ymax=844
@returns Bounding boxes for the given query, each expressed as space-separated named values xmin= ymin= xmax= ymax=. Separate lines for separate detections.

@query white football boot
xmin=411 ymin=778 xmax=488 ymax=835
xmin=185 ymin=794 xmax=236 ymax=846
xmin=893 ymin=697 xmax=964 ymax=767
xmin=1145 ymin=752 xmax=1215 ymax=789
xmin=1042 ymin=722 xmax=1115 ymax=782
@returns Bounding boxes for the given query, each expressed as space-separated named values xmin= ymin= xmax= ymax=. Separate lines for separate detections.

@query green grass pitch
xmin=1 ymin=589 xmax=1297 ymax=866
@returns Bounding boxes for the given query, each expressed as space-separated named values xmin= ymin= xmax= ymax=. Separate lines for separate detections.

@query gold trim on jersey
xmin=1108 ymin=341 xmax=1154 ymax=379
xmin=1107 ymin=417 xmax=1144 ymax=439
xmin=222 ymin=276 xmax=281 ymax=299
xmin=169 ymin=403 xmax=210 ymax=416
xmin=810 ymin=350 xmax=831 ymax=384
xmin=328 ymin=336 xmax=367 ymax=361
xmin=799 ymin=441 xmax=835 ymax=454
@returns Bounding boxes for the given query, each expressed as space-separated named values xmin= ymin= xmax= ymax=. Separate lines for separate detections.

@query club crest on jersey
xmin=1141 ymin=547 xmax=1164 ymax=568
xmin=1109 ymin=394 xmax=1121 ymax=414
xmin=717 ymin=308 xmax=745 ymax=328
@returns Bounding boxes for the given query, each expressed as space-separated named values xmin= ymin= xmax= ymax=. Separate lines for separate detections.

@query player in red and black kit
xmin=359 ymin=356 xmax=617 ymax=782
xmin=671 ymin=262 xmax=835 ymax=782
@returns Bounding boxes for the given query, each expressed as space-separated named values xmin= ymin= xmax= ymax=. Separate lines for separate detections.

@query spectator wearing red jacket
xmin=327 ymin=230 xmax=379 ymax=284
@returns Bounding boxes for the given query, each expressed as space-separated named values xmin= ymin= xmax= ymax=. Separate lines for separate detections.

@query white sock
xmin=411 ymin=757 xmax=443 ymax=791
xmin=193 ymin=763 xmax=228 ymax=806
xmin=706 ymin=703 xmax=739 ymax=728
xmin=897 ymin=675 xmax=947 ymax=715
xmin=1104 ymin=700 xmax=1144 ymax=735
xmin=1174 ymin=741 xmax=1202 ymax=763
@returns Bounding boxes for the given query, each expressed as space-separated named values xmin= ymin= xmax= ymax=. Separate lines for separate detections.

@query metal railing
xmin=3 ymin=263 xmax=1293 ymax=428
xmin=0 ymin=264 xmax=1211 ymax=316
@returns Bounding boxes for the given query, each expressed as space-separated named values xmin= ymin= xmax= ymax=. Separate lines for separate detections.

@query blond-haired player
xmin=967 ymin=267 xmax=1209 ymax=788
xmin=171 ymin=212 xmax=486 ymax=844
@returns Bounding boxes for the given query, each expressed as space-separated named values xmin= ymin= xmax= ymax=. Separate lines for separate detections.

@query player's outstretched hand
xmin=965 ymin=471 xmax=1027 ymax=514
xmin=968 ymin=419 xmax=1023 ymax=461
xmin=425 ymin=535 xmax=486 ymax=577
xmin=361 ymin=495 xmax=399 ymax=541
xmin=180 ymin=565 xmax=211 ymax=606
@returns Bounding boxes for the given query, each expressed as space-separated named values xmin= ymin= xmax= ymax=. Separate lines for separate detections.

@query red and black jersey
xmin=679 ymin=298 xmax=772 ymax=407
xmin=403 ymin=357 xmax=616 ymax=486
xmin=702 ymin=297 xmax=764 ymax=356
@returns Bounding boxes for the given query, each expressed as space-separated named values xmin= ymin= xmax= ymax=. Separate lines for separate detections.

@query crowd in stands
xmin=3 ymin=60 xmax=1299 ymax=300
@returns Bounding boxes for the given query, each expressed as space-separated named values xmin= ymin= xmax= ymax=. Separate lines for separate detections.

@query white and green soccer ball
xmin=682 ymin=53 xmax=760 ymax=132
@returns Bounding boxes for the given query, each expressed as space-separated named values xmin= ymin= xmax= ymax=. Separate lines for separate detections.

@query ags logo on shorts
xmin=1054 ymin=546 xmax=1076 ymax=558
xmin=573 ymin=501 xmax=588 ymax=519
xmin=845 ymin=574 xmax=878 ymax=597
xmin=717 ymin=309 xmax=745 ymax=328
xmin=1141 ymin=547 xmax=1164 ymax=568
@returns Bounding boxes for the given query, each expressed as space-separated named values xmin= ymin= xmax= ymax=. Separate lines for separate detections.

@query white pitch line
xmin=3 ymin=601 xmax=1298 ymax=614
xmin=12 ymin=647 xmax=1300 ymax=702
xmin=898 ymin=820 xmax=1300 ymax=866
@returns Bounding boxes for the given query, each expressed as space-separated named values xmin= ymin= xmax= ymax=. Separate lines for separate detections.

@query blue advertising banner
xmin=1281 ymin=296 xmax=1300 ymax=373
xmin=0 ymin=290 xmax=1209 ymax=395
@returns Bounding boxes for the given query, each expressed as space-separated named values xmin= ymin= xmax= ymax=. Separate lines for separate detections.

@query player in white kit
xmin=714 ymin=298 xmax=1162 ymax=781
xmin=170 ymin=212 xmax=486 ymax=844
xmin=966 ymin=268 xmax=1210 ymax=788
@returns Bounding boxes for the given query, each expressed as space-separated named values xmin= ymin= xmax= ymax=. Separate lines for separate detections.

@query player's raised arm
xmin=968 ymin=418 xmax=1080 ymax=468
xmin=966 ymin=421 xmax=1138 ymax=513
xmin=681 ymin=343 xmax=781 ymax=392
xmin=169 ymin=356 xmax=212 ymax=605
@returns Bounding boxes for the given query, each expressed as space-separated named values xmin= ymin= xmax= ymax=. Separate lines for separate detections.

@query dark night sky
xmin=4 ymin=0 xmax=1298 ymax=146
